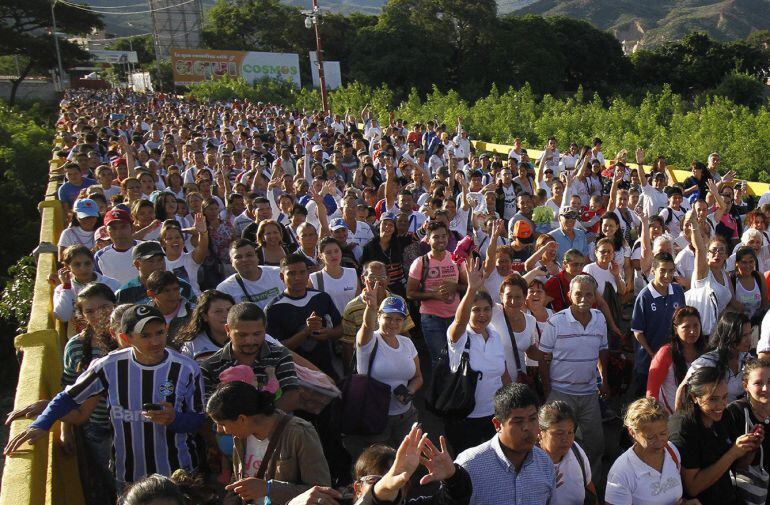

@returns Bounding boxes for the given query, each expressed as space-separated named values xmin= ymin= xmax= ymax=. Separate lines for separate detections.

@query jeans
xmin=547 ymin=389 xmax=605 ymax=478
xmin=421 ymin=314 xmax=453 ymax=367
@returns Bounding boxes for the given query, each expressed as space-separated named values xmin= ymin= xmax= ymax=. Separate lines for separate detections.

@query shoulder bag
xmin=425 ymin=333 xmax=480 ymax=420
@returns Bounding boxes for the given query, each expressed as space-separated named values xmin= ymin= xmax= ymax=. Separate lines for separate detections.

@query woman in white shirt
xmin=688 ymin=210 xmax=738 ymax=318
xmin=311 ymin=237 xmax=360 ymax=315
xmin=538 ymin=401 xmax=596 ymax=505
xmin=446 ymin=258 xmax=510 ymax=455
xmin=584 ymin=237 xmax=626 ymax=297
xmin=489 ymin=274 xmax=542 ymax=382
xmin=606 ymin=397 xmax=697 ymax=505
xmin=345 ymin=287 xmax=422 ymax=462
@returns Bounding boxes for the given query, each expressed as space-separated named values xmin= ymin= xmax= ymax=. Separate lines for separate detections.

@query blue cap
xmin=379 ymin=296 xmax=407 ymax=316
xmin=688 ymin=191 xmax=701 ymax=205
xmin=380 ymin=211 xmax=397 ymax=222
xmin=74 ymin=199 xmax=99 ymax=219
xmin=330 ymin=218 xmax=348 ymax=231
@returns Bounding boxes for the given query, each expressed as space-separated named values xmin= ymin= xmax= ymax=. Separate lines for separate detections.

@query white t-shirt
xmin=165 ymin=251 xmax=202 ymax=295
xmin=488 ymin=305 xmax=538 ymax=373
xmin=659 ymin=206 xmax=686 ymax=237
xmin=310 ymin=268 xmax=358 ymax=316
xmin=447 ymin=329 xmax=506 ymax=418
xmin=348 ymin=221 xmax=375 ymax=248
xmin=674 ymin=247 xmax=695 ymax=283
xmin=58 ymin=226 xmax=95 ymax=250
xmin=641 ymin=184 xmax=668 ymax=217
xmin=484 ymin=269 xmax=505 ymax=304
xmin=553 ymin=443 xmax=592 ymax=505
xmin=583 ymin=262 xmax=617 ymax=296
xmin=356 ymin=332 xmax=417 ymax=416
xmin=216 ymin=267 xmax=283 ymax=310
xmin=605 ymin=443 xmax=683 ymax=505
xmin=94 ymin=243 xmax=138 ymax=285
xmin=691 ymin=269 xmax=733 ymax=318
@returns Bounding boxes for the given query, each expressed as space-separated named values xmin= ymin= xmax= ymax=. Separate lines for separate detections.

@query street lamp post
xmin=51 ymin=0 xmax=65 ymax=91
xmin=303 ymin=1 xmax=329 ymax=114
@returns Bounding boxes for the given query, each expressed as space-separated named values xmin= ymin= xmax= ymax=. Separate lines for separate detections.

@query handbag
xmin=571 ymin=443 xmax=598 ymax=505
xmin=425 ymin=333 xmax=480 ymax=420
xmin=503 ymin=312 xmax=536 ymax=389
xmin=336 ymin=339 xmax=391 ymax=436
xmin=732 ymin=407 xmax=769 ymax=505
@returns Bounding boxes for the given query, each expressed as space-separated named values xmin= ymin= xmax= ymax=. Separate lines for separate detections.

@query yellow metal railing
xmin=0 ymin=162 xmax=84 ymax=505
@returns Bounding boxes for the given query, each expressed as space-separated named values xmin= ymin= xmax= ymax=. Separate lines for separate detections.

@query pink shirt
xmin=409 ymin=253 xmax=460 ymax=318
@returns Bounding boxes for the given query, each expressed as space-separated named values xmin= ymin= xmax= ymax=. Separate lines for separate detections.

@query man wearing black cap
xmin=116 ymin=241 xmax=195 ymax=305
xmin=8 ymin=304 xmax=206 ymax=490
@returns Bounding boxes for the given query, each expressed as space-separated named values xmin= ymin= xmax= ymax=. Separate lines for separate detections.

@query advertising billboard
xmin=309 ymin=51 xmax=342 ymax=89
xmin=90 ymin=50 xmax=139 ymax=64
xmin=170 ymin=48 xmax=301 ymax=88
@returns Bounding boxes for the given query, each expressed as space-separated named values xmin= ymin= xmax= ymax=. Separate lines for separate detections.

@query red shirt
xmin=544 ymin=271 xmax=572 ymax=312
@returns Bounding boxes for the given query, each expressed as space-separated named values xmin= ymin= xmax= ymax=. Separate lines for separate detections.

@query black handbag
xmin=336 ymin=339 xmax=391 ymax=436
xmin=425 ymin=333 xmax=480 ymax=420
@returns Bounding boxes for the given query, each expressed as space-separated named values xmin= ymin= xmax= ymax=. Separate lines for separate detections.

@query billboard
xmin=309 ymin=51 xmax=342 ymax=90
xmin=170 ymin=48 xmax=301 ymax=88
xmin=90 ymin=50 xmax=138 ymax=64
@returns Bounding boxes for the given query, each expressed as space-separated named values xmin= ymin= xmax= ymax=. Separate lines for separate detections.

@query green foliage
xmin=186 ymin=76 xmax=301 ymax=104
xmin=0 ymin=103 xmax=54 ymax=274
xmin=0 ymin=256 xmax=36 ymax=334
xmin=711 ymin=71 xmax=767 ymax=108
xmin=106 ymin=35 xmax=155 ymax=65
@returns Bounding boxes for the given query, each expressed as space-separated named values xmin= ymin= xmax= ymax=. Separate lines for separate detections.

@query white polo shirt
xmin=605 ymin=443 xmax=683 ymax=505
xmin=539 ymin=308 xmax=607 ymax=396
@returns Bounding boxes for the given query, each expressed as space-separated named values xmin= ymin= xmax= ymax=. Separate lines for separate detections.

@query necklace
xmin=749 ymin=398 xmax=770 ymax=424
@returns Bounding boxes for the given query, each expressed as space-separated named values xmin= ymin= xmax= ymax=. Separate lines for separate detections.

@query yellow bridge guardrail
xmin=471 ymin=140 xmax=770 ymax=197
xmin=0 ymin=162 xmax=84 ymax=505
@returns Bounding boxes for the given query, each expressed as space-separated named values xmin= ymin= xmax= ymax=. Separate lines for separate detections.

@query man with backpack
xmin=406 ymin=221 xmax=468 ymax=367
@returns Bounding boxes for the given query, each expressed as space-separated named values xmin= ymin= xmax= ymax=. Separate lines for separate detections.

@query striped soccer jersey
xmin=65 ymin=347 xmax=205 ymax=483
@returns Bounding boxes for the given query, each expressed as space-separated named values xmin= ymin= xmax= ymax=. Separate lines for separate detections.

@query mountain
xmin=509 ymin=0 xmax=770 ymax=47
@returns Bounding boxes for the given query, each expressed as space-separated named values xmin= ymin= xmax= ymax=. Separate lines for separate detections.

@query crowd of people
xmin=5 ymin=87 xmax=770 ymax=505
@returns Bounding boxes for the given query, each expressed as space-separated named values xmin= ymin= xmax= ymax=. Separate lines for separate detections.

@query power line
xmin=70 ymin=1 xmax=148 ymax=8
xmin=57 ymin=0 xmax=197 ymax=15
xmin=87 ymin=32 xmax=153 ymax=41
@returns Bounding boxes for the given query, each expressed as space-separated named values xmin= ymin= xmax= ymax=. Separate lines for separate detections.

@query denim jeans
xmin=420 ymin=314 xmax=453 ymax=367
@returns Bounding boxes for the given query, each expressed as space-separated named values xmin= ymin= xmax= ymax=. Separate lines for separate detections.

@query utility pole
xmin=51 ymin=0 xmax=65 ymax=90
xmin=305 ymin=0 xmax=329 ymax=114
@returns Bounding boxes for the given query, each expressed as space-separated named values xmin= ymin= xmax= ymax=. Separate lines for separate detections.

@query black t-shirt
xmin=264 ymin=289 xmax=342 ymax=379
xmin=668 ymin=411 xmax=741 ymax=505
xmin=360 ymin=235 xmax=413 ymax=298
xmin=510 ymin=244 xmax=533 ymax=273
xmin=684 ymin=176 xmax=709 ymax=197
xmin=723 ymin=398 xmax=770 ymax=476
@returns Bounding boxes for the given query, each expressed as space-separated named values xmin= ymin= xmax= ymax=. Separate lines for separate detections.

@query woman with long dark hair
xmin=206 ymin=381 xmax=330 ymax=504
xmin=175 ymin=290 xmax=235 ymax=361
xmin=669 ymin=366 xmax=761 ymax=505
xmin=647 ymin=306 xmax=706 ymax=414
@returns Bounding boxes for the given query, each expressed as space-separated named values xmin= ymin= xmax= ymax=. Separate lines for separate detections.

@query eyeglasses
xmin=708 ymin=248 xmax=726 ymax=254
xmin=357 ymin=475 xmax=382 ymax=485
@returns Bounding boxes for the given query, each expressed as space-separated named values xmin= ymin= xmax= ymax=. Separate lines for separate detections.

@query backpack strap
xmin=503 ymin=312 xmax=524 ymax=374
xmin=571 ymin=443 xmax=589 ymax=486
xmin=419 ymin=254 xmax=431 ymax=291
xmin=665 ymin=442 xmax=680 ymax=471
xmin=255 ymin=413 xmax=292 ymax=480
xmin=663 ymin=207 xmax=674 ymax=225
xmin=313 ymin=271 xmax=325 ymax=292
xmin=234 ymin=274 xmax=253 ymax=302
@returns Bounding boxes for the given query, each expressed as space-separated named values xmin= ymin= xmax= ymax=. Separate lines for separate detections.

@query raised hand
xmin=361 ymin=280 xmax=379 ymax=310
xmin=193 ymin=213 xmax=207 ymax=234
xmin=635 ymin=147 xmax=645 ymax=165
xmin=722 ymin=170 xmax=736 ymax=184
xmin=418 ymin=436 xmax=456 ymax=485
xmin=375 ymin=423 xmax=424 ymax=500
xmin=466 ymin=256 xmax=484 ymax=291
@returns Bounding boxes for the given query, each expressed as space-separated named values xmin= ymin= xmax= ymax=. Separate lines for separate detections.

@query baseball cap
xmin=330 ymin=218 xmax=348 ymax=231
xmin=94 ymin=226 xmax=110 ymax=242
xmin=132 ymin=241 xmax=165 ymax=261
xmin=120 ymin=304 xmax=165 ymax=335
xmin=379 ymin=296 xmax=407 ymax=316
xmin=74 ymin=199 xmax=99 ymax=219
xmin=103 ymin=208 xmax=131 ymax=226
xmin=513 ymin=220 xmax=534 ymax=243
xmin=311 ymin=145 xmax=323 ymax=153
xmin=380 ymin=211 xmax=397 ymax=222
xmin=559 ymin=207 xmax=580 ymax=219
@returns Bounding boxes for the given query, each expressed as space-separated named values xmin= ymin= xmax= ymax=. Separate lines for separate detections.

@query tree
xmin=0 ymin=0 xmax=102 ymax=105
xmin=107 ymin=34 xmax=155 ymax=65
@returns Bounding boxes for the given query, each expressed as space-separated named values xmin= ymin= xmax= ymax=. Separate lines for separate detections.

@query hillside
xmin=510 ymin=0 xmax=770 ymax=47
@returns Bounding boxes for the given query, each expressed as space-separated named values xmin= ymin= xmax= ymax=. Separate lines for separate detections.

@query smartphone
xmin=142 ymin=403 xmax=162 ymax=411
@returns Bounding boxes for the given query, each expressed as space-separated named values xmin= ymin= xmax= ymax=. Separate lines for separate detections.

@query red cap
xmin=112 ymin=157 xmax=127 ymax=167
xmin=103 ymin=208 xmax=131 ymax=226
